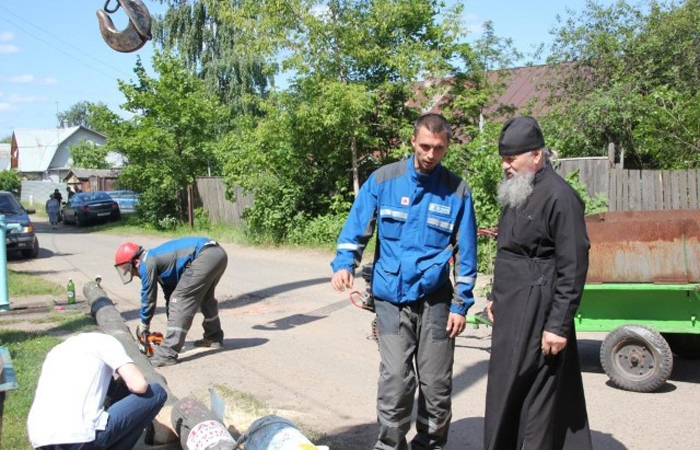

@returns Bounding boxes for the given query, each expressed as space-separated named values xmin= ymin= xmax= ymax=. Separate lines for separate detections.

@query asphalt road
xmin=10 ymin=218 xmax=700 ymax=449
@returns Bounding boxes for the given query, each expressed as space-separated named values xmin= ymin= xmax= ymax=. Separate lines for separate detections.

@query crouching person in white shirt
xmin=27 ymin=332 xmax=167 ymax=450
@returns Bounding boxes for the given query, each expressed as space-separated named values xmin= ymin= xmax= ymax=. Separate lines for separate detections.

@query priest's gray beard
xmin=498 ymin=170 xmax=535 ymax=209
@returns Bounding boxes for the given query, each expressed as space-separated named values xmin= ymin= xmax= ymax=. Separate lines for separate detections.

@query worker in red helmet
xmin=114 ymin=237 xmax=228 ymax=367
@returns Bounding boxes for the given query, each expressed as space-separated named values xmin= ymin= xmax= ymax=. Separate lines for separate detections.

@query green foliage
xmin=211 ymin=0 xmax=501 ymax=241
xmin=57 ymin=101 xmax=110 ymax=132
xmin=136 ymin=184 xmax=182 ymax=230
xmin=0 ymin=134 xmax=11 ymax=143
xmin=544 ymin=0 xmax=700 ymax=168
xmin=104 ymin=52 xmax=227 ymax=226
xmin=193 ymin=207 xmax=212 ymax=230
xmin=218 ymin=80 xmax=379 ymax=242
xmin=69 ymin=139 xmax=109 ymax=169
xmin=564 ymin=169 xmax=609 ymax=215
xmin=443 ymin=123 xmax=503 ymax=274
xmin=154 ymin=0 xmax=275 ymax=115
xmin=287 ymin=212 xmax=348 ymax=249
xmin=0 ymin=169 xmax=21 ymax=193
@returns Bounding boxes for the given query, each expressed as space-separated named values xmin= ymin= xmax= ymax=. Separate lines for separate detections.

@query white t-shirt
xmin=27 ymin=333 xmax=133 ymax=447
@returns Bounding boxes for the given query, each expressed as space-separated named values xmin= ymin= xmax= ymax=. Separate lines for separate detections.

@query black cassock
xmin=484 ymin=164 xmax=592 ymax=450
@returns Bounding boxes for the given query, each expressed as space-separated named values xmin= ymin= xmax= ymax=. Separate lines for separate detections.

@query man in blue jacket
xmin=115 ymin=237 xmax=228 ymax=367
xmin=331 ymin=113 xmax=478 ymax=450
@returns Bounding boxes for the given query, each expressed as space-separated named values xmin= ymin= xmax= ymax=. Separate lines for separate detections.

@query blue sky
xmin=0 ymin=1 xmax=616 ymax=139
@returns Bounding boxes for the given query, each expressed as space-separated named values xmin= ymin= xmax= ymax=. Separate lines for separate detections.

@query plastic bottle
xmin=67 ymin=278 xmax=76 ymax=304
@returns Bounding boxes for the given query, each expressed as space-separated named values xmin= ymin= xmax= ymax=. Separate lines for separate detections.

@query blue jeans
xmin=38 ymin=382 xmax=167 ymax=450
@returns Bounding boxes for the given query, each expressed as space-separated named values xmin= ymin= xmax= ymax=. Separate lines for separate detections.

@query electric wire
xmin=0 ymin=4 xmax=137 ymax=80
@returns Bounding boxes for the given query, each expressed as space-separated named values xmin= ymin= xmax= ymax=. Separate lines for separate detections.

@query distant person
xmin=27 ymin=332 xmax=167 ymax=449
xmin=114 ymin=237 xmax=228 ymax=367
xmin=45 ymin=194 xmax=60 ymax=229
xmin=331 ymin=113 xmax=478 ymax=449
xmin=484 ymin=116 xmax=592 ymax=449
xmin=53 ymin=188 xmax=63 ymax=205
xmin=67 ymin=186 xmax=75 ymax=199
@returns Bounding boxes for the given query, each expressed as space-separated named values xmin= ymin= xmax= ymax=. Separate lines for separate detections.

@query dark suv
xmin=0 ymin=191 xmax=39 ymax=258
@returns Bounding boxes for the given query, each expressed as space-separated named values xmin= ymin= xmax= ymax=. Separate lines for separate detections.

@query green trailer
xmin=576 ymin=283 xmax=700 ymax=392
xmin=575 ymin=210 xmax=700 ymax=393
xmin=467 ymin=210 xmax=700 ymax=393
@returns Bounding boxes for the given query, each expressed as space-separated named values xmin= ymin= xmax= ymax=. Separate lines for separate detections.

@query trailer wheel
xmin=600 ymin=325 xmax=673 ymax=393
xmin=662 ymin=333 xmax=700 ymax=359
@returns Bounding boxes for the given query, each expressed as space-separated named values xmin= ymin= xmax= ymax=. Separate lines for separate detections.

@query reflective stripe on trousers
xmin=374 ymin=283 xmax=455 ymax=450
xmin=154 ymin=244 xmax=228 ymax=360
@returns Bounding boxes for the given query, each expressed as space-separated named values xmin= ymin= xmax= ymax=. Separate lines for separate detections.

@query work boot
xmin=150 ymin=356 xmax=177 ymax=367
xmin=193 ymin=338 xmax=223 ymax=349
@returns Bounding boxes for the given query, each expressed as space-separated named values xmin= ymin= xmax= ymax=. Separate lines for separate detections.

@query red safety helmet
xmin=114 ymin=242 xmax=142 ymax=284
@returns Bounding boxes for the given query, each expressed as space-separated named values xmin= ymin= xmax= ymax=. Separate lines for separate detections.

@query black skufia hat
xmin=498 ymin=116 xmax=545 ymax=156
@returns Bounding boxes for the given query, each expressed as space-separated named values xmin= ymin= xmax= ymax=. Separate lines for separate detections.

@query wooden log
xmin=83 ymin=280 xmax=179 ymax=446
xmin=171 ymin=397 xmax=235 ymax=450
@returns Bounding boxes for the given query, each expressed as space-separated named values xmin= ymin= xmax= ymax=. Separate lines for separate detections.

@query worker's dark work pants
xmin=154 ymin=244 xmax=228 ymax=361
xmin=374 ymin=283 xmax=455 ymax=450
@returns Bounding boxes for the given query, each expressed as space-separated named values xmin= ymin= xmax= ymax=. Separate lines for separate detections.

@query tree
xmin=57 ymin=101 xmax=110 ymax=131
xmin=544 ymin=0 xmax=700 ymax=169
xmin=214 ymin=0 xmax=477 ymax=241
xmin=154 ymin=0 xmax=276 ymax=116
xmin=0 ymin=135 xmax=11 ymax=144
xmin=0 ymin=170 xmax=21 ymax=194
xmin=69 ymin=139 xmax=109 ymax=169
xmin=104 ymin=52 xmax=227 ymax=227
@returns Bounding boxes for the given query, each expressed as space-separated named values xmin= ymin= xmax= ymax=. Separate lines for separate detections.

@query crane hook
xmin=97 ymin=0 xmax=152 ymax=53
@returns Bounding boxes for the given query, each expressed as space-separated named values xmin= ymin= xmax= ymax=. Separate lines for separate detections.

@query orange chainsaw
xmin=137 ymin=330 xmax=164 ymax=357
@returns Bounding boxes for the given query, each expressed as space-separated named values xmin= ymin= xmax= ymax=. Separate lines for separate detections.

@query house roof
xmin=13 ymin=126 xmax=106 ymax=172
xmin=63 ymin=168 xmax=120 ymax=181
xmin=409 ymin=64 xmax=556 ymax=123
xmin=485 ymin=64 xmax=554 ymax=118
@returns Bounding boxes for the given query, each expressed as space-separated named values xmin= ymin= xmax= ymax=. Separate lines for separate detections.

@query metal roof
xmin=409 ymin=64 xmax=556 ymax=123
xmin=12 ymin=126 xmax=106 ymax=172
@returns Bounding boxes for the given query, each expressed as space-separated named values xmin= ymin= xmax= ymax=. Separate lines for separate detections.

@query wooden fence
xmin=552 ymin=157 xmax=610 ymax=199
xmin=195 ymin=177 xmax=253 ymax=226
xmin=553 ymin=157 xmax=700 ymax=212
xmin=196 ymin=157 xmax=699 ymax=226
xmin=608 ymin=168 xmax=700 ymax=211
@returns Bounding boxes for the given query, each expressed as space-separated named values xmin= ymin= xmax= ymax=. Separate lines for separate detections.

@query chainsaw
xmin=349 ymin=263 xmax=379 ymax=345
xmin=137 ymin=330 xmax=164 ymax=357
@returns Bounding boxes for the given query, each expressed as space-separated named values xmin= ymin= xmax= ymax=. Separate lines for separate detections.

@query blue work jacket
xmin=138 ymin=236 xmax=212 ymax=324
xmin=331 ymin=156 xmax=478 ymax=315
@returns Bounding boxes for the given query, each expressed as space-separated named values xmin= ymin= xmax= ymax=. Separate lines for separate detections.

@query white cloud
xmin=0 ymin=44 xmax=18 ymax=54
xmin=463 ymin=12 xmax=485 ymax=34
xmin=38 ymin=77 xmax=58 ymax=85
xmin=8 ymin=94 xmax=47 ymax=103
xmin=0 ymin=31 xmax=14 ymax=42
xmin=467 ymin=23 xmax=485 ymax=34
xmin=0 ymin=103 xmax=17 ymax=112
xmin=7 ymin=74 xmax=35 ymax=83
xmin=4 ymin=74 xmax=59 ymax=85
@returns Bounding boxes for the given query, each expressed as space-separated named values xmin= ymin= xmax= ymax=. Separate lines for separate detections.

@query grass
xmin=86 ymin=214 xmax=254 ymax=247
xmin=8 ymin=270 xmax=64 ymax=298
xmin=1 ymin=315 xmax=97 ymax=449
xmin=2 ymin=270 xmax=92 ymax=448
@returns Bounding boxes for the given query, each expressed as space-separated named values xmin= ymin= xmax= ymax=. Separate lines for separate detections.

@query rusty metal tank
xmin=585 ymin=210 xmax=700 ymax=284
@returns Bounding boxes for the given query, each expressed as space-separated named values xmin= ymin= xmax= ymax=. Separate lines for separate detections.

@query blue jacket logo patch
xmin=429 ymin=203 xmax=451 ymax=215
